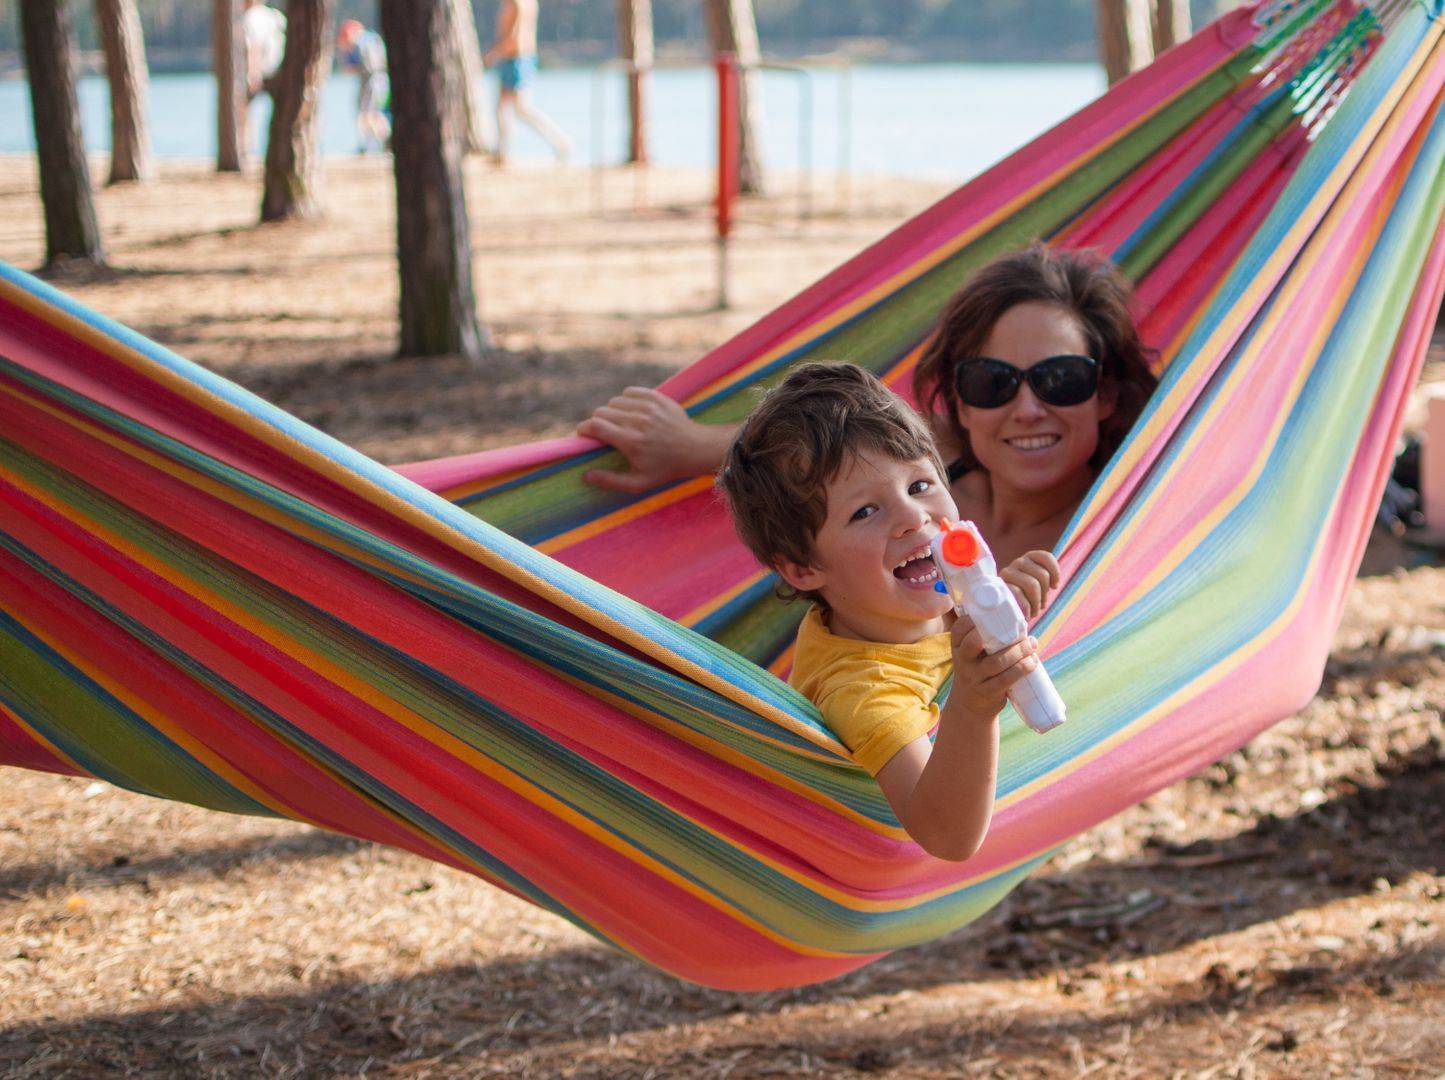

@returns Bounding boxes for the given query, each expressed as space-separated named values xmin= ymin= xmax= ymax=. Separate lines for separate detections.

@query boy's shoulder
xmin=788 ymin=606 xmax=952 ymax=775
xmin=788 ymin=606 xmax=950 ymax=696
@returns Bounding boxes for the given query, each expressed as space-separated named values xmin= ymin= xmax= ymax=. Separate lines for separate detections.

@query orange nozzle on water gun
xmin=937 ymin=518 xmax=982 ymax=567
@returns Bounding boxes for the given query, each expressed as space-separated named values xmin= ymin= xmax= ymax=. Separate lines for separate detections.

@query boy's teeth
xmin=893 ymin=547 xmax=932 ymax=570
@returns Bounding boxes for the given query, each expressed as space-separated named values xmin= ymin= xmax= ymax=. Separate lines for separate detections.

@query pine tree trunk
xmin=444 ymin=0 xmax=493 ymax=154
xmin=379 ymin=0 xmax=486 ymax=362
xmin=1151 ymin=0 xmax=1192 ymax=54
xmin=1095 ymin=0 xmax=1154 ymax=85
xmin=213 ymin=0 xmax=245 ymax=172
xmin=20 ymin=0 xmax=105 ymax=272
xmin=616 ymin=0 xmax=653 ymax=164
xmin=95 ymin=0 xmax=154 ymax=184
xmin=260 ymin=0 xmax=333 ymax=222
xmin=703 ymin=0 xmax=764 ymax=194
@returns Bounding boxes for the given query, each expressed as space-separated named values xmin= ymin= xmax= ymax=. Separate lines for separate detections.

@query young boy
xmin=718 ymin=363 xmax=1059 ymax=861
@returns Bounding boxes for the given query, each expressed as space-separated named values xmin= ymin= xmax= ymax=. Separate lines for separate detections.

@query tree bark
xmin=443 ymin=0 xmax=493 ymax=154
xmin=260 ymin=0 xmax=333 ymax=222
xmin=1095 ymin=0 xmax=1154 ymax=85
xmin=703 ymin=0 xmax=764 ymax=194
xmin=379 ymin=0 xmax=486 ymax=362
xmin=95 ymin=0 xmax=154 ymax=184
xmin=213 ymin=0 xmax=245 ymax=172
xmin=1151 ymin=0 xmax=1192 ymax=54
xmin=616 ymin=0 xmax=653 ymax=164
xmin=20 ymin=0 xmax=105 ymax=272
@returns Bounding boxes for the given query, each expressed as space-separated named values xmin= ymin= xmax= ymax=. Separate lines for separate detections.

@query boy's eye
xmin=909 ymin=479 xmax=933 ymax=495
xmin=849 ymin=504 xmax=876 ymax=522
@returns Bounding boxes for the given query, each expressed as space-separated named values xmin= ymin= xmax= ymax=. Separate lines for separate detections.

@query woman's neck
xmin=972 ymin=468 xmax=1094 ymax=545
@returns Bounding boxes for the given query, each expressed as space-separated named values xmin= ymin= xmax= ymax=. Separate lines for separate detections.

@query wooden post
xmin=213 ymin=0 xmax=245 ymax=172
xmin=260 ymin=0 xmax=334 ymax=222
xmin=615 ymin=0 xmax=653 ymax=164
xmin=379 ymin=0 xmax=487 ymax=362
xmin=20 ymin=0 xmax=105 ymax=273
xmin=95 ymin=0 xmax=154 ymax=185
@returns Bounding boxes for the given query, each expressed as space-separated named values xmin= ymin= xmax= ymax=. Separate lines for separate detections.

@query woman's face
xmin=955 ymin=301 xmax=1115 ymax=494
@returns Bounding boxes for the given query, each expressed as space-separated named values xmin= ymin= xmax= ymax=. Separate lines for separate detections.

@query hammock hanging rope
xmin=2 ymin=0 xmax=1443 ymax=990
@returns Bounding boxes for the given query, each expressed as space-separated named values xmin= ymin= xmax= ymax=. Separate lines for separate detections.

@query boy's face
xmin=777 ymin=450 xmax=958 ymax=644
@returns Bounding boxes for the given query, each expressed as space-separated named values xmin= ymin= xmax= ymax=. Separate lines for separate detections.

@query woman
xmin=576 ymin=244 xmax=1158 ymax=568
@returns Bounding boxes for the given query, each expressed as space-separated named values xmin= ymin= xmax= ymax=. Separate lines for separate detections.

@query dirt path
xmin=0 ymin=157 xmax=1440 ymax=1078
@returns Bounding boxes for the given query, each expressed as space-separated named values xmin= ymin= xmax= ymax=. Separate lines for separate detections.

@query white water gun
xmin=930 ymin=519 xmax=1067 ymax=734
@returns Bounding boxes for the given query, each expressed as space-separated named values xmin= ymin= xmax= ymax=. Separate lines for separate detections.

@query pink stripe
xmin=1060 ymin=45 xmax=1445 ymax=579
xmin=0 ymin=708 xmax=84 ymax=777
xmin=1135 ymin=130 xmax=1305 ymax=344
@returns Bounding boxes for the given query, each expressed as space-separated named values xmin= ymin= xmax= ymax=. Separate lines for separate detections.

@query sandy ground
xmin=0 ymin=156 xmax=1441 ymax=1078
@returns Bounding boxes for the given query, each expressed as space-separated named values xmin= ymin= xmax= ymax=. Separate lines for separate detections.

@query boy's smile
xmin=891 ymin=541 xmax=940 ymax=588
xmin=776 ymin=450 xmax=958 ymax=644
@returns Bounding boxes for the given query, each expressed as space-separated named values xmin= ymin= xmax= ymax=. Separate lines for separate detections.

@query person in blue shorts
xmin=484 ymin=0 xmax=570 ymax=165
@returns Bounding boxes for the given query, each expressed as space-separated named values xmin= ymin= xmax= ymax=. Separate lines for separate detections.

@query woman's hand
xmin=1000 ymin=550 xmax=1061 ymax=620
xmin=576 ymin=387 xmax=738 ymax=493
xmin=948 ymin=615 xmax=1039 ymax=721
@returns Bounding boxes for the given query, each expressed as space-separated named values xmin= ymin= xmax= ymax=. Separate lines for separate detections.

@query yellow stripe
xmin=0 ymin=378 xmax=445 ymax=599
xmin=535 ymin=475 xmax=714 ymax=556
xmin=0 ymin=699 xmax=85 ymax=774
xmin=678 ymin=568 xmax=771 ymax=629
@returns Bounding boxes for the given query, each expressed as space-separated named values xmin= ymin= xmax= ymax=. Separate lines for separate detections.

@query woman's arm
xmin=576 ymin=387 xmax=740 ymax=493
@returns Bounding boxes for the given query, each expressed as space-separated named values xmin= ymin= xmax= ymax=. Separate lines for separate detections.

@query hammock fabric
xmin=2 ymin=0 xmax=1444 ymax=990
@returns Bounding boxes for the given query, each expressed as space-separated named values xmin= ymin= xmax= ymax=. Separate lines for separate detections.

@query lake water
xmin=0 ymin=63 xmax=1104 ymax=180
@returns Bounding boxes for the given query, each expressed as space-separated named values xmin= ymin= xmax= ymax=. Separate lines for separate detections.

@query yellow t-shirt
xmin=788 ymin=606 xmax=952 ymax=776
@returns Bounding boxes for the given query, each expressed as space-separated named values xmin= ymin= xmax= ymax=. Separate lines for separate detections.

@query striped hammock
xmin=2 ymin=0 xmax=1443 ymax=991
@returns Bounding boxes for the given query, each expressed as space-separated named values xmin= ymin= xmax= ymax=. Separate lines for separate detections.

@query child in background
xmin=718 ymin=363 xmax=1059 ymax=861
xmin=336 ymin=19 xmax=391 ymax=154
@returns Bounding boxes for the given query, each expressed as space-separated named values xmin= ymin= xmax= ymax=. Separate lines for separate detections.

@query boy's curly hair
xmin=717 ymin=362 xmax=947 ymax=602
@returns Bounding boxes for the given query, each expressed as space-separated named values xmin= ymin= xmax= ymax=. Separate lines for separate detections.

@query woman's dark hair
xmin=914 ymin=243 xmax=1158 ymax=474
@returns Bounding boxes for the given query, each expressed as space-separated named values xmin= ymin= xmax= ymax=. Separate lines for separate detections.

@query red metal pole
xmin=715 ymin=52 xmax=739 ymax=241
xmin=715 ymin=52 xmax=739 ymax=308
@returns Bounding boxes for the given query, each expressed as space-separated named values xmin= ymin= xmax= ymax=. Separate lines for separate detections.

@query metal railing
xmin=588 ymin=55 xmax=853 ymax=221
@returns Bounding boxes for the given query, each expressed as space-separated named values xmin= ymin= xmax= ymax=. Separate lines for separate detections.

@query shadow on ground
xmin=2 ymin=750 xmax=1437 ymax=1077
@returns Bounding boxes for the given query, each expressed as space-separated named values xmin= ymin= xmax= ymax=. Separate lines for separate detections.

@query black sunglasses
xmin=953 ymin=354 xmax=1100 ymax=409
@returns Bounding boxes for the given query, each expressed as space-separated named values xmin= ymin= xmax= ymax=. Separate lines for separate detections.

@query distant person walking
xmin=336 ymin=19 xmax=391 ymax=154
xmin=241 ymin=0 xmax=285 ymax=155
xmin=484 ymin=0 xmax=569 ymax=165
xmin=242 ymin=0 xmax=285 ymax=102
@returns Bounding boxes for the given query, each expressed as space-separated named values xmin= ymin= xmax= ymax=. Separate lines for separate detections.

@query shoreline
xmin=0 ymin=42 xmax=1104 ymax=81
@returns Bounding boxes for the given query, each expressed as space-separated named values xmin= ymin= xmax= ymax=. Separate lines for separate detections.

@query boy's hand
xmin=1000 ymin=550 xmax=1061 ymax=620
xmin=948 ymin=615 xmax=1040 ymax=721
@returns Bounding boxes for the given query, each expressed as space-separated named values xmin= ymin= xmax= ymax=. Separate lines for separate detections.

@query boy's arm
xmin=874 ymin=625 xmax=1038 ymax=862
